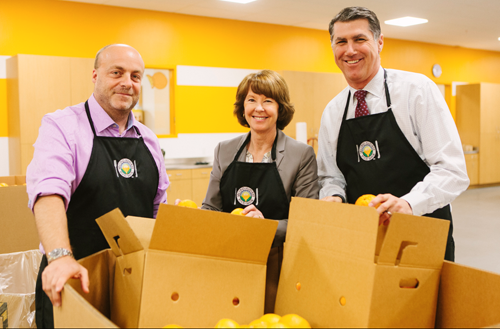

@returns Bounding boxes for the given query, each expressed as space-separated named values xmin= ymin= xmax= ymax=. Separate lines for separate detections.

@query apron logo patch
xmin=359 ymin=141 xmax=377 ymax=161
xmin=237 ymin=187 xmax=255 ymax=206
xmin=117 ymin=158 xmax=135 ymax=178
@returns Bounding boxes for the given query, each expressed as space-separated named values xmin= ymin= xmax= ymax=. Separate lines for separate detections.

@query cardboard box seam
xmin=146 ymin=249 xmax=268 ymax=266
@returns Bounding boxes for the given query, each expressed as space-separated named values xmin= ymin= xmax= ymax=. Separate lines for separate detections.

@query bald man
xmin=26 ymin=44 xmax=169 ymax=327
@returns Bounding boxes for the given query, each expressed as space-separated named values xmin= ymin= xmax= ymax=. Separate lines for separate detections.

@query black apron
xmin=36 ymin=101 xmax=159 ymax=328
xmin=336 ymin=70 xmax=455 ymax=261
xmin=219 ymin=131 xmax=288 ymax=313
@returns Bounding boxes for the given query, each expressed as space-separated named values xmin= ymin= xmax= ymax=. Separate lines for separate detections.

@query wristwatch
xmin=47 ymin=248 xmax=73 ymax=263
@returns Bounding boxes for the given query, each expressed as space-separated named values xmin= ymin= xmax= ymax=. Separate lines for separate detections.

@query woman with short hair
xmin=202 ymin=69 xmax=319 ymax=313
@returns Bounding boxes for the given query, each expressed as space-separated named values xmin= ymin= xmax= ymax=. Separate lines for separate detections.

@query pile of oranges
xmin=164 ymin=313 xmax=311 ymax=328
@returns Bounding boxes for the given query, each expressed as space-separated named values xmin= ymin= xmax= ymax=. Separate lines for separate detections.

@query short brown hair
xmin=329 ymin=7 xmax=381 ymax=42
xmin=233 ymin=70 xmax=295 ymax=130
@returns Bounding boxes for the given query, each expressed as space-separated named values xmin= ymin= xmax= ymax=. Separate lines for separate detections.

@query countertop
xmin=165 ymin=164 xmax=212 ymax=170
xmin=164 ymin=157 xmax=213 ymax=170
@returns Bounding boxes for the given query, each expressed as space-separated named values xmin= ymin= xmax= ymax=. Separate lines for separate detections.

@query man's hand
xmin=321 ymin=196 xmax=343 ymax=203
xmin=370 ymin=193 xmax=412 ymax=226
xmin=42 ymin=256 xmax=89 ymax=307
xmin=242 ymin=205 xmax=264 ymax=219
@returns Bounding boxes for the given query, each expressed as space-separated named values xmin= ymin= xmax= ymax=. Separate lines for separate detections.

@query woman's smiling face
xmin=244 ymin=87 xmax=279 ymax=135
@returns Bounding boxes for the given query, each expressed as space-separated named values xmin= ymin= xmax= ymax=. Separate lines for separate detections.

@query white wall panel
xmin=177 ymin=65 xmax=259 ymax=87
xmin=0 ymin=138 xmax=9 ymax=176
xmin=159 ymin=133 xmax=245 ymax=160
xmin=0 ymin=56 xmax=10 ymax=79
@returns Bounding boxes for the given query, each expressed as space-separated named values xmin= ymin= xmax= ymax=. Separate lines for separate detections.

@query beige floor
xmin=451 ymin=185 xmax=500 ymax=274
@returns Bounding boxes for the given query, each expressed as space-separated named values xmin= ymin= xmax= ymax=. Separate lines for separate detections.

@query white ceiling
xmin=60 ymin=0 xmax=500 ymax=52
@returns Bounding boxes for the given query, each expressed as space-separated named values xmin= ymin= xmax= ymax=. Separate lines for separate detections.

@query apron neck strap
xmin=85 ymin=100 xmax=141 ymax=137
xmin=383 ymin=69 xmax=392 ymax=110
xmin=343 ymin=68 xmax=392 ymax=121
xmin=234 ymin=130 xmax=279 ymax=162
xmin=85 ymin=101 xmax=97 ymax=137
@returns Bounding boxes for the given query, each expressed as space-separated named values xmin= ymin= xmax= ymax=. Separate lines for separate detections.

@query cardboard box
xmin=275 ymin=197 xmax=450 ymax=328
xmin=0 ymin=182 xmax=39 ymax=255
xmin=436 ymin=261 xmax=500 ymax=328
xmin=275 ymin=197 xmax=500 ymax=328
xmin=0 ymin=176 xmax=40 ymax=328
xmin=0 ymin=176 xmax=26 ymax=186
xmin=54 ymin=204 xmax=278 ymax=328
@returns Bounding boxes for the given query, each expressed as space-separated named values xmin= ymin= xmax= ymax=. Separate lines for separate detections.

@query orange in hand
xmin=231 ymin=208 xmax=245 ymax=215
xmin=178 ymin=199 xmax=198 ymax=208
xmin=355 ymin=194 xmax=379 ymax=208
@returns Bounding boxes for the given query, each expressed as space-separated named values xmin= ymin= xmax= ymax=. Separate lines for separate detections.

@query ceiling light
xmin=220 ymin=0 xmax=257 ymax=3
xmin=385 ymin=17 xmax=428 ymax=27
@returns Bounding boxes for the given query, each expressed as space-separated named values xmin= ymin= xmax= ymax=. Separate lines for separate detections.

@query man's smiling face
xmin=331 ymin=18 xmax=383 ymax=89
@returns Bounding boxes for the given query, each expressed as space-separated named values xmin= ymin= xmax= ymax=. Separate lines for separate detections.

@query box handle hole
xmin=339 ymin=296 xmax=346 ymax=306
xmin=396 ymin=241 xmax=418 ymax=265
xmin=232 ymin=297 xmax=240 ymax=306
xmin=113 ymin=235 xmax=121 ymax=249
xmin=171 ymin=292 xmax=179 ymax=302
xmin=399 ymin=278 xmax=419 ymax=289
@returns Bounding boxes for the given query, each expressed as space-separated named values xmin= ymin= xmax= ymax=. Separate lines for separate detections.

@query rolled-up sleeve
xmin=27 ymin=115 xmax=75 ymax=210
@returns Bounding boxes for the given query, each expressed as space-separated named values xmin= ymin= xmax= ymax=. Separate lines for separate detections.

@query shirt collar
xmin=87 ymin=94 xmax=136 ymax=134
xmin=348 ymin=66 xmax=385 ymax=102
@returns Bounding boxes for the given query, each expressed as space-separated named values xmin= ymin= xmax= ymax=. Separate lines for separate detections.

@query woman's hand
xmin=242 ymin=205 xmax=264 ymax=219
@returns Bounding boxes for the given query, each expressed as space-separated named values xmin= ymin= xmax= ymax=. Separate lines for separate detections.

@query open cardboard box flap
xmin=287 ymin=197 xmax=449 ymax=267
xmin=96 ymin=208 xmax=144 ymax=257
xmin=285 ymin=195 xmax=380 ymax=262
xmin=0 ymin=184 xmax=39 ymax=254
xmin=97 ymin=204 xmax=277 ymax=265
xmin=377 ymin=213 xmax=449 ymax=268
xmin=149 ymin=204 xmax=277 ymax=264
xmin=59 ymin=204 xmax=278 ymax=328
xmin=276 ymin=197 xmax=450 ymax=328
xmin=436 ymin=261 xmax=500 ymax=328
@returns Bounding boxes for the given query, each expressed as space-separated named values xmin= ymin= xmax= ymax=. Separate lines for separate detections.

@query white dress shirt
xmin=317 ymin=67 xmax=470 ymax=216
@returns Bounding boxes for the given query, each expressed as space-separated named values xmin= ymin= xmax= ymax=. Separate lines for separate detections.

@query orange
xmin=278 ymin=314 xmax=311 ymax=328
xmin=214 ymin=318 xmax=239 ymax=328
xmin=248 ymin=319 xmax=267 ymax=328
xmin=0 ymin=183 xmax=8 ymax=187
xmin=260 ymin=314 xmax=281 ymax=325
xmin=268 ymin=323 xmax=289 ymax=328
xmin=231 ymin=208 xmax=245 ymax=215
xmin=355 ymin=194 xmax=379 ymax=208
xmin=177 ymin=199 xmax=198 ymax=208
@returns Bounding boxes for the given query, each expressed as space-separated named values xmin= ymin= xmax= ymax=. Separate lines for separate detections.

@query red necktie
xmin=354 ymin=90 xmax=369 ymax=118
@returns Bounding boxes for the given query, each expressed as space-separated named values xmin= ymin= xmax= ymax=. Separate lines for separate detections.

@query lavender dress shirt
xmin=27 ymin=94 xmax=169 ymax=252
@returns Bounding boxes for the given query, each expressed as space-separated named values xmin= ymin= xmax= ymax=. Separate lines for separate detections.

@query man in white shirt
xmin=317 ymin=6 xmax=469 ymax=261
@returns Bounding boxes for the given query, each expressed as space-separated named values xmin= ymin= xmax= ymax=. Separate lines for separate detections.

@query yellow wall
xmin=2 ymin=0 xmax=500 ymax=136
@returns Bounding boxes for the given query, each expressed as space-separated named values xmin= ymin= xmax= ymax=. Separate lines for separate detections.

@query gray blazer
xmin=202 ymin=130 xmax=319 ymax=246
